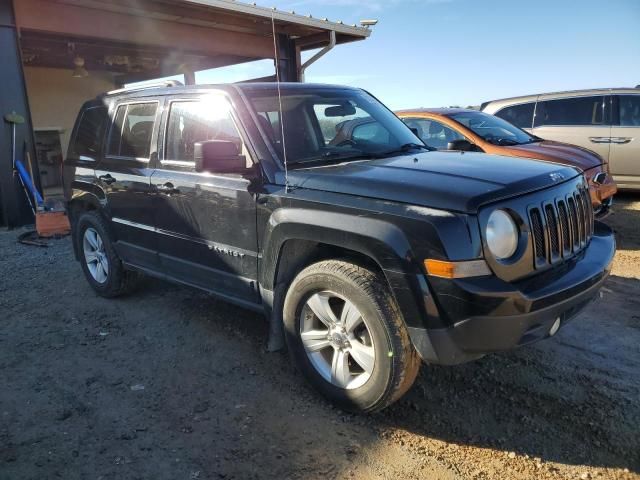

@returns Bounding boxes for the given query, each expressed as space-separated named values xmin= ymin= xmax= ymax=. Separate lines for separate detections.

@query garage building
xmin=0 ymin=0 xmax=370 ymax=227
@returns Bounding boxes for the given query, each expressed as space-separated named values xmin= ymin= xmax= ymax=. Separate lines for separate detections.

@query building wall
xmin=24 ymin=66 xmax=116 ymax=154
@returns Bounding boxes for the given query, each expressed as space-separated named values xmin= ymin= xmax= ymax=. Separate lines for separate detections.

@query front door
xmin=609 ymin=94 xmax=640 ymax=188
xmin=151 ymin=95 xmax=260 ymax=305
xmin=531 ymin=95 xmax=612 ymax=161
xmin=97 ymin=100 xmax=161 ymax=270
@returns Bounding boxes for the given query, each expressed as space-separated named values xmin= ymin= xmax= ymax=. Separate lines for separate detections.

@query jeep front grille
xmin=529 ymin=185 xmax=593 ymax=268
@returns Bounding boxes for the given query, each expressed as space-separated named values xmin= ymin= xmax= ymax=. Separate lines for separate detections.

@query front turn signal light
xmin=424 ymin=259 xmax=491 ymax=279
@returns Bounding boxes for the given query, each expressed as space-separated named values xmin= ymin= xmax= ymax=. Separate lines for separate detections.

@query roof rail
xmin=104 ymin=80 xmax=184 ymax=96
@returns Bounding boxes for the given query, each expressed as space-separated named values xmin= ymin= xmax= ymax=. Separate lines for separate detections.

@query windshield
xmin=245 ymin=87 xmax=425 ymax=166
xmin=450 ymin=111 xmax=536 ymax=146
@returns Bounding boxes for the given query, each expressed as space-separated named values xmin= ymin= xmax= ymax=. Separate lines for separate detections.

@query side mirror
xmin=194 ymin=140 xmax=247 ymax=174
xmin=447 ymin=139 xmax=476 ymax=151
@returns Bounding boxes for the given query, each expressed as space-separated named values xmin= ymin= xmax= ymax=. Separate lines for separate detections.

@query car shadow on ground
xmin=607 ymin=192 xmax=640 ymax=242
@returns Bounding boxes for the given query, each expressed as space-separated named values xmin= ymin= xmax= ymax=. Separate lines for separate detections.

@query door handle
xmin=156 ymin=182 xmax=180 ymax=195
xmin=98 ymin=174 xmax=116 ymax=185
xmin=589 ymin=137 xmax=611 ymax=144
xmin=610 ymin=137 xmax=632 ymax=144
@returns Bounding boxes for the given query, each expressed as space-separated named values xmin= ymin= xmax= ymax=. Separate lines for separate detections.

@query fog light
xmin=549 ymin=317 xmax=561 ymax=336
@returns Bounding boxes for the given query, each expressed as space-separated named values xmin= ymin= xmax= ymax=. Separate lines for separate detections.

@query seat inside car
xmin=124 ymin=121 xmax=154 ymax=158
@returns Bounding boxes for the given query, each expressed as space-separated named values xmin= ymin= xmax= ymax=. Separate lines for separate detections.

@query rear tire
xmin=76 ymin=211 xmax=142 ymax=298
xmin=283 ymin=260 xmax=420 ymax=412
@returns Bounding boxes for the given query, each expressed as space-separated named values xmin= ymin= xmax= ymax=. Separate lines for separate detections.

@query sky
xmin=191 ymin=0 xmax=640 ymax=110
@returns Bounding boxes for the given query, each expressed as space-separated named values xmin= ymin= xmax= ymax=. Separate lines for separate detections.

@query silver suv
xmin=482 ymin=88 xmax=640 ymax=190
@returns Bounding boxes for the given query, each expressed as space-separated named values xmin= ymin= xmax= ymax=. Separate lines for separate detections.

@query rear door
xmin=609 ymin=94 xmax=640 ymax=188
xmin=531 ymin=95 xmax=612 ymax=161
xmin=150 ymin=93 xmax=260 ymax=305
xmin=96 ymin=99 xmax=161 ymax=270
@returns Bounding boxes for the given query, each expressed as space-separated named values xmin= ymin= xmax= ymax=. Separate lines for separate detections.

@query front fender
xmin=262 ymin=208 xmax=415 ymax=277
xmin=259 ymin=207 xmax=441 ymax=331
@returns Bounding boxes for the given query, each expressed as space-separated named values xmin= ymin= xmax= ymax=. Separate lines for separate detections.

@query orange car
xmin=397 ymin=108 xmax=617 ymax=217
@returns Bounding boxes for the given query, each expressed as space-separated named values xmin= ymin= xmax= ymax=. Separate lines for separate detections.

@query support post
xmin=275 ymin=34 xmax=301 ymax=82
xmin=183 ymin=69 xmax=196 ymax=86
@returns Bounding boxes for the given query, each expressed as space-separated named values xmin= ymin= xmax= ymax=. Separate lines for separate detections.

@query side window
xmin=534 ymin=96 xmax=605 ymax=127
xmin=106 ymin=102 xmax=157 ymax=159
xmin=495 ymin=102 xmax=535 ymax=129
xmin=165 ymin=100 xmax=242 ymax=163
xmin=617 ymin=95 xmax=640 ymax=126
xmin=402 ymin=118 xmax=463 ymax=150
xmin=72 ymin=106 xmax=108 ymax=160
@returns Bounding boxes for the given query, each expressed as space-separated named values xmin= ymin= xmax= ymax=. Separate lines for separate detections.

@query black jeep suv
xmin=64 ymin=82 xmax=615 ymax=412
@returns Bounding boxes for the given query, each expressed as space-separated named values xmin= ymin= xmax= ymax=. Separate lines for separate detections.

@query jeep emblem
xmin=549 ymin=172 xmax=565 ymax=182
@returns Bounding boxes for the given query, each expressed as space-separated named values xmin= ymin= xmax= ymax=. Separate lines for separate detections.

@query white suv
xmin=482 ymin=88 xmax=640 ymax=190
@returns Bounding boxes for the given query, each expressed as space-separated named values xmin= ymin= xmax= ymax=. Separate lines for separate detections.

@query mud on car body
xmin=63 ymin=83 xmax=615 ymax=412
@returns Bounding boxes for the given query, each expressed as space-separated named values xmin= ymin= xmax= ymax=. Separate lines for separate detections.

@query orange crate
xmin=35 ymin=211 xmax=71 ymax=237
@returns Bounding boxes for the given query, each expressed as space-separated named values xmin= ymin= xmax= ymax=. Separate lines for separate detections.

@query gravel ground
xmin=1 ymin=196 xmax=639 ymax=480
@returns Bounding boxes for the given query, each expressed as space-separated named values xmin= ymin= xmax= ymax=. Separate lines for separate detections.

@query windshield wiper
xmin=288 ymin=152 xmax=377 ymax=168
xmin=378 ymin=143 xmax=435 ymax=157
xmin=492 ymin=138 xmax=520 ymax=146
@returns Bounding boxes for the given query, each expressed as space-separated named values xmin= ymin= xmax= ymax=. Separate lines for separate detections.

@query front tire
xmin=283 ymin=260 xmax=420 ymax=412
xmin=76 ymin=211 xmax=141 ymax=298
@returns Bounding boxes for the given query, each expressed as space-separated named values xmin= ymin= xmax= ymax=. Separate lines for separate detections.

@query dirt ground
xmin=1 ymin=195 xmax=639 ymax=480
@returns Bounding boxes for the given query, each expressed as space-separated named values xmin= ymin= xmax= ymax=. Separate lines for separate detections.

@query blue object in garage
xmin=16 ymin=159 xmax=44 ymax=207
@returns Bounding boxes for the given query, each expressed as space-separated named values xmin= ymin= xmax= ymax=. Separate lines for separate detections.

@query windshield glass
xmin=245 ymin=87 xmax=424 ymax=166
xmin=450 ymin=111 xmax=536 ymax=146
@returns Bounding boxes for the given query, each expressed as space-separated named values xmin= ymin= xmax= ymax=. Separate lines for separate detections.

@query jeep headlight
xmin=486 ymin=210 xmax=518 ymax=260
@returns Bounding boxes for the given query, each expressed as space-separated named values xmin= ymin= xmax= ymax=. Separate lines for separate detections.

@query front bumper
xmin=409 ymin=221 xmax=615 ymax=365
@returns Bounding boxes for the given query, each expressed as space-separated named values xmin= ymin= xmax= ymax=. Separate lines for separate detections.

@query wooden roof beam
xmin=14 ymin=0 xmax=275 ymax=59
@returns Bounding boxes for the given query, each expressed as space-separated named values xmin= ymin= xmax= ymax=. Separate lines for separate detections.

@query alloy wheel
xmin=300 ymin=291 xmax=376 ymax=390
xmin=83 ymin=227 xmax=109 ymax=284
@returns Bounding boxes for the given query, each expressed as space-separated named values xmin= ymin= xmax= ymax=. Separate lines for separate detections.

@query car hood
xmin=508 ymin=140 xmax=602 ymax=171
xmin=282 ymin=151 xmax=581 ymax=213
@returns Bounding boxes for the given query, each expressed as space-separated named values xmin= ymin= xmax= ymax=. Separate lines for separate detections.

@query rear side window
xmin=534 ymin=96 xmax=605 ymax=127
xmin=107 ymin=102 xmax=157 ymax=159
xmin=165 ymin=100 xmax=242 ymax=163
xmin=617 ymin=95 xmax=640 ymax=126
xmin=494 ymin=102 xmax=535 ymax=129
xmin=72 ymin=106 xmax=107 ymax=160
